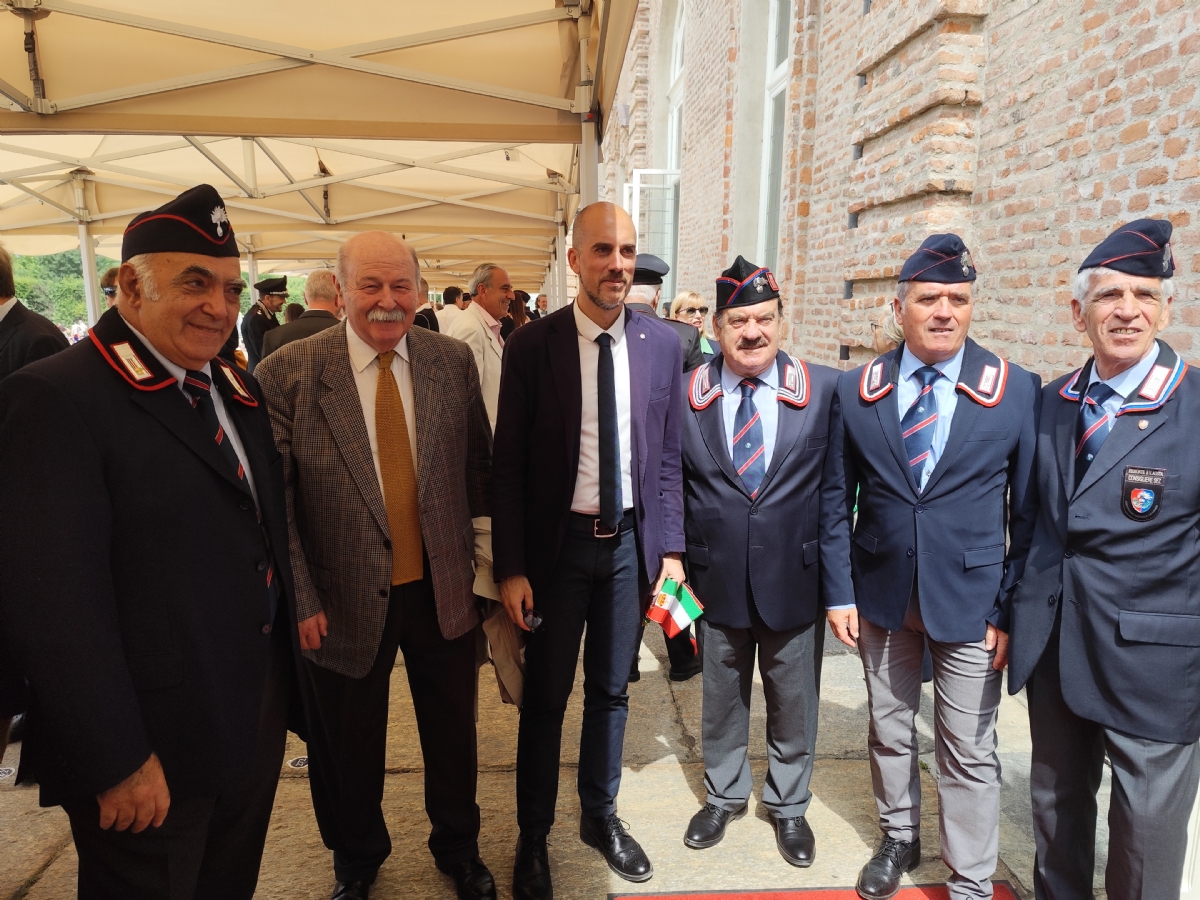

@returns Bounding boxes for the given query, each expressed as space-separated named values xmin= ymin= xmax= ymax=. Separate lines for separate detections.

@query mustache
xmin=736 ymin=338 xmax=769 ymax=351
xmin=366 ymin=308 xmax=406 ymax=323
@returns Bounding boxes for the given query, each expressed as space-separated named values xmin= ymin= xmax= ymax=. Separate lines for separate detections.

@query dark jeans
xmin=303 ymin=575 xmax=479 ymax=883
xmin=64 ymin=630 xmax=290 ymax=900
xmin=516 ymin=519 xmax=645 ymax=835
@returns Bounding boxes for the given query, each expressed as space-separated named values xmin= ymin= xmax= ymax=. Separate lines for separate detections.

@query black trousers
xmin=303 ymin=575 xmax=480 ymax=883
xmin=64 ymin=630 xmax=290 ymax=900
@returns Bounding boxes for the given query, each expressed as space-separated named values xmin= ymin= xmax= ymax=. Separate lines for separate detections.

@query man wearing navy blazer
xmin=492 ymin=202 xmax=686 ymax=899
xmin=679 ymin=255 xmax=838 ymax=865
xmin=820 ymin=234 xmax=1040 ymax=900
xmin=1008 ymin=219 xmax=1198 ymax=900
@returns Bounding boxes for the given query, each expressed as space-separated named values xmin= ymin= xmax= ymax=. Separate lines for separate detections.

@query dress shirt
xmin=435 ymin=303 xmax=463 ymax=332
xmin=124 ymin=318 xmax=258 ymax=503
xmin=1086 ymin=341 xmax=1160 ymax=418
xmin=346 ymin=320 xmax=418 ymax=495
xmin=570 ymin=302 xmax=634 ymax=515
xmin=474 ymin=302 xmax=504 ymax=347
xmin=0 ymin=296 xmax=17 ymax=324
xmin=720 ymin=361 xmax=780 ymax=471
xmin=896 ymin=342 xmax=965 ymax=492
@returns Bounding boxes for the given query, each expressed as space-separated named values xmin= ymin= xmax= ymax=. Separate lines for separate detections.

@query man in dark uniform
xmin=820 ymin=234 xmax=1040 ymax=900
xmin=680 ymin=256 xmax=837 ymax=865
xmin=625 ymin=253 xmax=704 ymax=372
xmin=1008 ymin=219 xmax=1197 ymax=900
xmin=261 ymin=268 xmax=341 ymax=358
xmin=0 ymin=184 xmax=298 ymax=900
xmin=241 ymin=274 xmax=287 ymax=374
xmin=0 ymin=242 xmax=70 ymax=382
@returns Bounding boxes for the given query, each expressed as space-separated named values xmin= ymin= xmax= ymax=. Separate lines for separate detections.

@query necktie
xmin=182 ymin=369 xmax=277 ymax=608
xmin=376 ymin=351 xmax=424 ymax=585
xmin=1075 ymin=381 xmax=1118 ymax=488
xmin=596 ymin=333 xmax=622 ymax=530
xmin=732 ymin=378 xmax=767 ymax=498
xmin=901 ymin=366 xmax=940 ymax=488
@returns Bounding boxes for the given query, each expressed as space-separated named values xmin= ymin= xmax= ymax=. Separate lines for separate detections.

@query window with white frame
xmin=666 ymin=1 xmax=686 ymax=170
xmin=759 ymin=0 xmax=792 ymax=273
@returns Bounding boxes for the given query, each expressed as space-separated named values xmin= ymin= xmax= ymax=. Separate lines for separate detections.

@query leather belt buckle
xmin=593 ymin=518 xmax=619 ymax=538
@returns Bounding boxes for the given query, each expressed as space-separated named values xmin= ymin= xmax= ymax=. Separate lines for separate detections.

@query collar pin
xmin=1138 ymin=419 xmax=1149 ymax=430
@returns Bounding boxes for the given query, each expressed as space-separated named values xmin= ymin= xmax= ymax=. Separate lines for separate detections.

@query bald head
xmin=336 ymin=231 xmax=419 ymax=286
xmin=568 ymin=201 xmax=637 ymax=322
xmin=335 ymin=230 xmax=421 ymax=353
xmin=571 ymin=201 xmax=635 ymax=252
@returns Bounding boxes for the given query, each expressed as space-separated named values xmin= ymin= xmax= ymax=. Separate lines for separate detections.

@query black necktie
xmin=1075 ymin=381 xmax=1117 ymax=488
xmin=596 ymin=333 xmax=622 ymax=529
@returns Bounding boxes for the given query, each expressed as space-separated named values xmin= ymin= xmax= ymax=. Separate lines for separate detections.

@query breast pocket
xmin=966 ymin=430 xmax=1009 ymax=442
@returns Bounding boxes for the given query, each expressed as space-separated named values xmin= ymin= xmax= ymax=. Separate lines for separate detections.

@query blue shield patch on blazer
xmin=1122 ymin=466 xmax=1165 ymax=521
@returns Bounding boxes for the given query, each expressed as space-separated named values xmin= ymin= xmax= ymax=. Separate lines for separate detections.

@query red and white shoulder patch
xmin=778 ymin=356 xmax=810 ymax=408
xmin=957 ymin=358 xmax=1009 ymax=407
xmin=859 ymin=358 xmax=894 ymax=403
xmin=689 ymin=363 xmax=722 ymax=410
xmin=88 ymin=329 xmax=175 ymax=391
xmin=216 ymin=359 xmax=258 ymax=407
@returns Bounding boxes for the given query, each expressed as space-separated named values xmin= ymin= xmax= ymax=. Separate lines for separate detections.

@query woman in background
xmin=671 ymin=290 xmax=715 ymax=360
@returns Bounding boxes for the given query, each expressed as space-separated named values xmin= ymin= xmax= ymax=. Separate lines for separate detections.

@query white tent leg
xmin=579 ymin=117 xmax=598 ymax=207
xmin=245 ymin=251 xmax=259 ymax=288
xmin=555 ymin=226 xmax=569 ymax=309
xmin=77 ymin=219 xmax=102 ymax=325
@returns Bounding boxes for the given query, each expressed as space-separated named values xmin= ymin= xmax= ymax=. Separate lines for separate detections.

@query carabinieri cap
xmin=898 ymin=233 xmax=977 ymax=284
xmin=716 ymin=255 xmax=780 ymax=310
xmin=632 ymin=253 xmax=671 ymax=286
xmin=253 ymin=275 xmax=288 ymax=295
xmin=122 ymin=184 xmax=238 ymax=262
xmin=1079 ymin=218 xmax=1174 ymax=278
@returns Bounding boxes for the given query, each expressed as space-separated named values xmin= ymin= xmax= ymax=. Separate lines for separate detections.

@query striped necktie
xmin=732 ymin=378 xmax=767 ymax=498
xmin=901 ymin=366 xmax=940 ymax=488
xmin=1075 ymin=381 xmax=1117 ymax=488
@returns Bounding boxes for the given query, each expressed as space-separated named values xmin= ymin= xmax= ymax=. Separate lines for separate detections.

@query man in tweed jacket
xmin=257 ymin=232 xmax=494 ymax=900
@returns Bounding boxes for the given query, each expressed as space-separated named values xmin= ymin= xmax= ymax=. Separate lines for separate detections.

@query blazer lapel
xmin=920 ymin=389 xmax=983 ymax=498
xmin=212 ymin=371 xmax=272 ymax=502
xmin=758 ymin=398 xmax=807 ymax=498
xmin=546 ymin=310 xmax=583 ymax=476
xmin=697 ymin=395 xmax=750 ymax=498
xmin=876 ymin=357 xmax=920 ymax=496
xmin=1056 ymin=393 xmax=1078 ymax=504
xmin=319 ymin=336 xmax=390 ymax=536
xmin=1074 ymin=404 xmax=1169 ymax=500
xmin=406 ymin=327 xmax=445 ymax=507
xmin=625 ymin=309 xmax=650 ymax=491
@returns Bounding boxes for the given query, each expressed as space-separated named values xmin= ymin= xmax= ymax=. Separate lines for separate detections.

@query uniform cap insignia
xmin=1164 ymin=242 xmax=1173 ymax=273
xmin=211 ymin=205 xmax=229 ymax=237
xmin=753 ymin=275 xmax=768 ymax=293
xmin=961 ymin=250 xmax=974 ymax=276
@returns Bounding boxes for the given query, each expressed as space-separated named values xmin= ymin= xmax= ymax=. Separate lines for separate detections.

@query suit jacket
xmin=819 ymin=338 xmax=1041 ymax=641
xmin=528 ymin=309 xmax=543 ymax=321
xmin=626 ymin=303 xmax=704 ymax=372
xmin=413 ymin=306 xmax=440 ymax=332
xmin=0 ymin=308 xmax=297 ymax=805
xmin=256 ymin=322 xmax=491 ymax=679
xmin=0 ymin=300 xmax=69 ymax=382
xmin=682 ymin=351 xmax=838 ymax=631
xmin=493 ymin=304 xmax=685 ymax=594
xmin=261 ymin=309 xmax=339 ymax=358
xmin=447 ymin=301 xmax=504 ymax=429
xmin=1008 ymin=340 xmax=1200 ymax=743
xmin=241 ymin=303 xmax=279 ymax=375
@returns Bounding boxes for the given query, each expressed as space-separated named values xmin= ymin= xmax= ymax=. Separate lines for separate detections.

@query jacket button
xmin=1048 ymin=594 xmax=1057 ymax=606
xmin=915 ymin=505 xmax=925 ymax=514
xmin=907 ymin=548 xmax=914 ymax=557
xmin=261 ymin=623 xmax=272 ymax=635
xmin=750 ymin=508 xmax=758 ymax=516
xmin=383 ymin=539 xmax=392 ymax=550
xmin=1064 ymin=549 xmax=1074 ymax=558
xmin=256 ymin=561 xmax=267 ymax=572
xmin=240 ymin=500 xmax=252 ymax=511
xmin=379 ymin=588 xmax=389 ymax=598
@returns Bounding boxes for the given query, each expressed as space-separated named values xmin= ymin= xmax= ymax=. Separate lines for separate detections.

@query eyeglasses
xmin=680 ymin=306 xmax=709 ymax=316
xmin=102 ymin=287 xmax=117 ymax=297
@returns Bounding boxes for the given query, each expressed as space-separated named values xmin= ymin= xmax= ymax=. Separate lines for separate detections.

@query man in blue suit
xmin=820 ymin=234 xmax=1040 ymax=900
xmin=492 ymin=202 xmax=686 ymax=899
xmin=679 ymin=255 xmax=838 ymax=865
xmin=1008 ymin=219 xmax=1197 ymax=900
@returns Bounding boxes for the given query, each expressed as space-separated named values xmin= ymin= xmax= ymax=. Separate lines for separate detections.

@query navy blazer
xmin=1008 ymin=341 xmax=1200 ymax=744
xmin=492 ymin=303 xmax=686 ymax=594
xmin=819 ymin=338 xmax=1040 ymax=642
xmin=0 ymin=308 xmax=298 ymax=805
xmin=681 ymin=351 xmax=838 ymax=631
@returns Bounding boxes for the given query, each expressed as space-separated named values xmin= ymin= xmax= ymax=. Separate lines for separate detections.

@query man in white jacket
xmin=448 ymin=263 xmax=512 ymax=429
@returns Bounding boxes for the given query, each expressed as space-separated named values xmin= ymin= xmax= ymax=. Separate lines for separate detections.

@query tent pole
xmin=246 ymin=251 xmax=259 ymax=289
xmin=579 ymin=118 xmax=598 ymax=207
xmin=77 ymin=219 xmax=102 ymax=325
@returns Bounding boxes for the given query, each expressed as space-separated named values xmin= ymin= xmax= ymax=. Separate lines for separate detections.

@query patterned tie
xmin=596 ymin=333 xmax=622 ymax=530
xmin=1075 ymin=381 xmax=1118 ymax=489
xmin=732 ymin=378 xmax=767 ymax=498
xmin=376 ymin=351 xmax=424 ymax=585
xmin=181 ymin=369 xmax=277 ymax=605
xmin=901 ymin=366 xmax=940 ymax=488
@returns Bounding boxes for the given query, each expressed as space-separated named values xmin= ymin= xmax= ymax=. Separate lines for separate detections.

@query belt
xmin=567 ymin=509 xmax=635 ymax=538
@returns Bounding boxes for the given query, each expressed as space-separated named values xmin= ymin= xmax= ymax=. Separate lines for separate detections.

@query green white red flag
xmin=647 ymin=578 xmax=704 ymax=638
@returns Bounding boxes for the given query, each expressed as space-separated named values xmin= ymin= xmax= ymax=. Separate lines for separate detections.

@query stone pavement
xmin=0 ymin=625 xmax=1111 ymax=900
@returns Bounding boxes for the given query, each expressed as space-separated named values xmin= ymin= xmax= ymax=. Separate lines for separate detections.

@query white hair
xmin=1073 ymin=265 xmax=1173 ymax=304
xmin=895 ymin=281 xmax=909 ymax=306
xmin=627 ymin=283 xmax=659 ymax=304
xmin=117 ymin=253 xmax=161 ymax=304
xmin=304 ymin=268 xmax=338 ymax=303
xmin=468 ymin=263 xmax=502 ymax=297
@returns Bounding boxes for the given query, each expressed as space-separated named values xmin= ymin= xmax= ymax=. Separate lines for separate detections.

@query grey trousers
xmin=858 ymin=601 xmax=1002 ymax=900
xmin=1027 ymin=630 xmax=1200 ymax=900
xmin=699 ymin=616 xmax=822 ymax=818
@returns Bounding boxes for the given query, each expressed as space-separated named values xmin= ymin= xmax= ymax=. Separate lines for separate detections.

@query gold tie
xmin=376 ymin=350 xmax=423 ymax=585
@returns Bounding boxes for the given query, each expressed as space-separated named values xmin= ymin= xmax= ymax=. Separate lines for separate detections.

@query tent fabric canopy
xmin=0 ymin=0 xmax=634 ymax=292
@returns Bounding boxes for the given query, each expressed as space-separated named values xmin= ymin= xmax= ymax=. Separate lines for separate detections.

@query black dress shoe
xmin=773 ymin=815 xmax=816 ymax=867
xmin=628 ymin=667 xmax=641 ymax=683
xmin=669 ymin=657 xmax=703 ymax=682
xmin=437 ymin=857 xmax=497 ymax=900
xmin=513 ymin=833 xmax=553 ymax=900
xmin=579 ymin=814 xmax=653 ymax=882
xmin=330 ymin=881 xmax=370 ymax=900
xmin=856 ymin=837 xmax=921 ymax=900
xmin=7 ymin=713 xmax=24 ymax=744
xmin=684 ymin=802 xmax=746 ymax=849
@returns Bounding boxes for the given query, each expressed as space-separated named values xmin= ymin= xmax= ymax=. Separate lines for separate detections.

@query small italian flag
xmin=647 ymin=578 xmax=704 ymax=638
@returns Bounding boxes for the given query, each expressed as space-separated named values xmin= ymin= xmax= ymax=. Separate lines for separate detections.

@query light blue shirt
xmin=721 ymin=361 xmax=780 ymax=471
xmin=896 ymin=342 xmax=965 ymax=492
xmin=1085 ymin=342 xmax=1160 ymax=417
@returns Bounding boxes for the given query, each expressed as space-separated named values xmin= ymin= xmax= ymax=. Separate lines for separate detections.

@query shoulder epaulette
xmin=859 ymin=356 xmax=894 ymax=403
xmin=778 ymin=355 xmax=810 ymax=408
xmin=689 ymin=362 xmax=722 ymax=410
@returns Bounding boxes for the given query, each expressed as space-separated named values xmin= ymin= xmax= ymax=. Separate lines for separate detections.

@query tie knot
xmin=182 ymin=369 xmax=212 ymax=401
xmin=1085 ymin=381 xmax=1117 ymax=406
xmin=915 ymin=366 xmax=940 ymax=388
xmin=595 ymin=333 xmax=612 ymax=349
xmin=377 ymin=350 xmax=396 ymax=369
xmin=739 ymin=378 xmax=759 ymax=396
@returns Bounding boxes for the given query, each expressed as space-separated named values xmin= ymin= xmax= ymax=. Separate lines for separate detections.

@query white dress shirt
xmin=124 ymin=318 xmax=259 ymax=503
xmin=571 ymin=302 xmax=634 ymax=515
xmin=1086 ymin=341 xmax=1160 ymax=418
xmin=721 ymin=360 xmax=780 ymax=470
xmin=896 ymin=342 xmax=965 ymax=492
xmin=0 ymin=296 xmax=17 ymax=324
xmin=346 ymin=320 xmax=418 ymax=495
xmin=436 ymin=303 xmax=464 ymax=332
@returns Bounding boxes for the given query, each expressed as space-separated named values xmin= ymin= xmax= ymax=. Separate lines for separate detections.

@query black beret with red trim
xmin=898 ymin=233 xmax=977 ymax=284
xmin=716 ymin=255 xmax=780 ymax=310
xmin=1079 ymin=218 xmax=1174 ymax=278
xmin=122 ymin=184 xmax=239 ymax=262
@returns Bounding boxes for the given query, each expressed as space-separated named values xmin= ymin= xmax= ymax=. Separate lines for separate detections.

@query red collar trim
xmin=956 ymin=358 xmax=1008 ymax=407
xmin=689 ymin=363 xmax=722 ymax=410
xmin=88 ymin=328 xmax=176 ymax=391
xmin=214 ymin=359 xmax=258 ymax=407
xmin=859 ymin=357 xmax=895 ymax=403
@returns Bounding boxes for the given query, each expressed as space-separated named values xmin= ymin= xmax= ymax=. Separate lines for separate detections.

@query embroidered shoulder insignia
xmin=958 ymin=358 xmax=1009 ymax=408
xmin=88 ymin=330 xmax=175 ymax=391
xmin=689 ymin=363 xmax=722 ymax=410
xmin=859 ymin=358 xmax=893 ymax=403
xmin=1119 ymin=354 xmax=1187 ymax=415
xmin=113 ymin=342 xmax=153 ymax=381
xmin=217 ymin=360 xmax=259 ymax=407
xmin=1138 ymin=365 xmax=1170 ymax=401
xmin=1059 ymin=367 xmax=1084 ymax=402
xmin=778 ymin=356 xmax=810 ymax=408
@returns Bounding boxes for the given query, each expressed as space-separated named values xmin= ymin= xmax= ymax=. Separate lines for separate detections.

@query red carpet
xmin=612 ymin=884 xmax=1019 ymax=900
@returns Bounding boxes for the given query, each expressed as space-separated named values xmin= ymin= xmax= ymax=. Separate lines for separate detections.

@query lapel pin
xmin=1139 ymin=419 xmax=1149 ymax=430
xmin=640 ymin=333 xmax=646 ymax=339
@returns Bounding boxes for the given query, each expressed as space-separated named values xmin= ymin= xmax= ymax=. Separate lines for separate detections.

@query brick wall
xmin=601 ymin=0 xmax=1200 ymax=380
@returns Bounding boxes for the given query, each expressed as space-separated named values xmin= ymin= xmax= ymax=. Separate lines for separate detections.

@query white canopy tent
xmin=0 ymin=0 xmax=635 ymax=321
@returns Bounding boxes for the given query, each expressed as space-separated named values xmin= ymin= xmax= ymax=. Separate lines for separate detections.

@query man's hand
xmin=97 ymin=753 xmax=170 ymax=833
xmin=501 ymin=576 xmax=535 ymax=631
xmin=985 ymin=624 xmax=1009 ymax=671
xmin=298 ymin=611 xmax=328 ymax=650
xmin=653 ymin=553 xmax=686 ymax=598
xmin=827 ymin=608 xmax=860 ymax=648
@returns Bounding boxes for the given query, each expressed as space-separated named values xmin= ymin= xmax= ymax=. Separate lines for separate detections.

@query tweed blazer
xmin=257 ymin=321 xmax=491 ymax=678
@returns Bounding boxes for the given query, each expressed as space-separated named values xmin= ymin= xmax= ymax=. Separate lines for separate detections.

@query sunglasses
xmin=680 ymin=306 xmax=709 ymax=316
xmin=102 ymin=287 xmax=117 ymax=297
